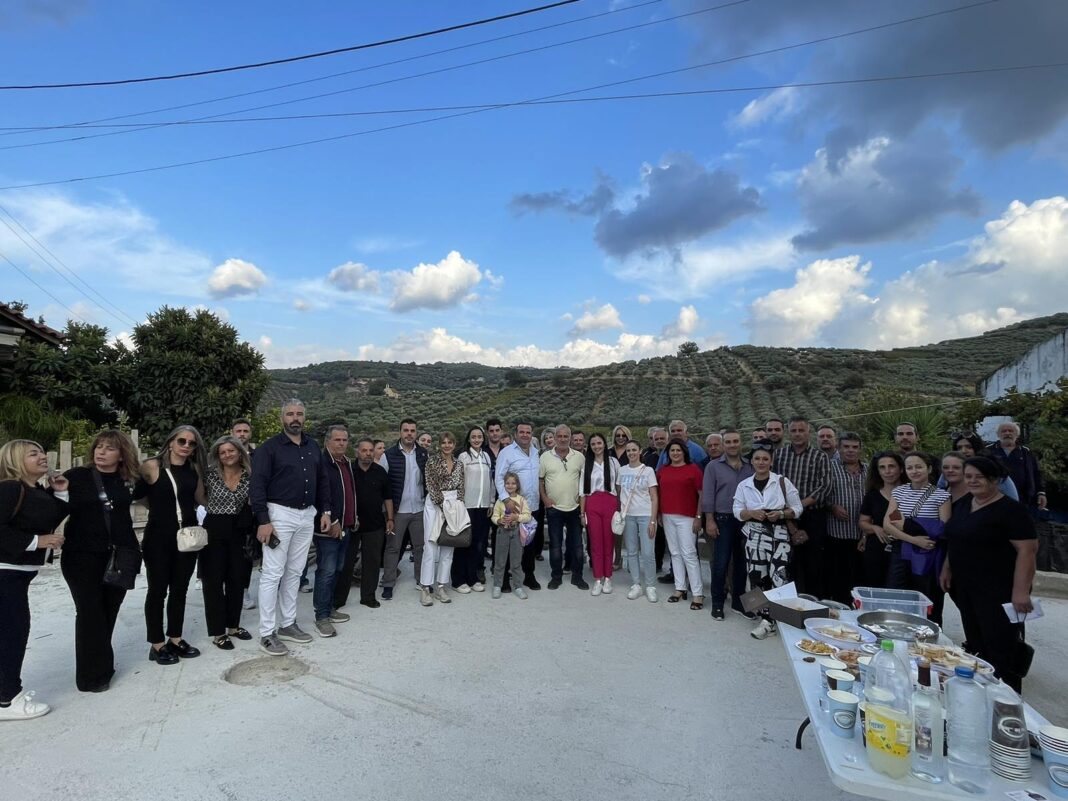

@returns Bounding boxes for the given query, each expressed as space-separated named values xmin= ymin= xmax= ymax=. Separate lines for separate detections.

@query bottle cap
xmin=881 ymin=639 xmax=894 ymax=651
xmin=954 ymin=666 xmax=975 ymax=679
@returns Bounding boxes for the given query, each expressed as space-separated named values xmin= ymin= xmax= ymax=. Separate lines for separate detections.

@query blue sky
xmin=2 ymin=0 xmax=1067 ymax=368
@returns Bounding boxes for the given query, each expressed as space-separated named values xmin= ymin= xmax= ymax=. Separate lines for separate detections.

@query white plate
xmin=794 ymin=639 xmax=839 ymax=656
xmin=804 ymin=619 xmax=877 ymax=648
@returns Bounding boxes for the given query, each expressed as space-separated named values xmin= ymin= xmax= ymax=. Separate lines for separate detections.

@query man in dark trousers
xmin=382 ymin=418 xmax=428 ymax=599
xmin=351 ymin=437 xmax=392 ymax=609
xmin=312 ymin=425 xmax=358 ymax=639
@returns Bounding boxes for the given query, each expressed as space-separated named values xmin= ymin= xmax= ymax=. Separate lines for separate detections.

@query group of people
xmin=0 ymin=404 xmax=1046 ymax=720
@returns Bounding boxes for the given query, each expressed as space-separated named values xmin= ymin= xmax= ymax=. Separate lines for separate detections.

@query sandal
xmin=690 ymin=597 xmax=704 ymax=611
xmin=229 ymin=627 xmax=252 ymax=641
xmin=667 ymin=590 xmax=689 ymax=604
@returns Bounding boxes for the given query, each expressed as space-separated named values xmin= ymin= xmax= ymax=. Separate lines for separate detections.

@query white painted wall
xmin=981 ymin=331 xmax=1068 ymax=400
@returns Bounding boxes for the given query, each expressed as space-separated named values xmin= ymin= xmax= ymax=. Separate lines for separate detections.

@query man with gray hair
xmin=990 ymin=421 xmax=1047 ymax=509
xmin=657 ymin=420 xmax=709 ymax=469
xmin=704 ymin=432 xmax=724 ymax=462
xmin=250 ymin=399 xmax=332 ymax=656
xmin=540 ymin=423 xmax=587 ymax=590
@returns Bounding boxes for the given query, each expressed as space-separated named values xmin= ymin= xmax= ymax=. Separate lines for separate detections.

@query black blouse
xmin=0 ymin=480 xmax=68 ymax=567
xmin=134 ymin=460 xmax=199 ymax=536
xmin=63 ymin=467 xmax=138 ymax=552
xmin=945 ymin=494 xmax=1036 ymax=597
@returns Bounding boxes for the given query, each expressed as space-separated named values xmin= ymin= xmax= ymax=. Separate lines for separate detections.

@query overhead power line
xmin=1 ymin=250 xmax=86 ymax=324
xmin=0 ymin=0 xmax=664 ymax=136
xmin=0 ymin=0 xmax=743 ymax=152
xmin=0 ymin=0 xmax=582 ymax=90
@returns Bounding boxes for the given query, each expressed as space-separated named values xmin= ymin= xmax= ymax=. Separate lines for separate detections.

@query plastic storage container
xmin=852 ymin=586 xmax=933 ymax=617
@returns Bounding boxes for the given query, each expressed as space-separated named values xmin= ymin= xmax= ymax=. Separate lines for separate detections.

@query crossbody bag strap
xmin=89 ymin=467 xmax=114 ymax=544
xmin=620 ymin=465 xmax=645 ymax=518
xmin=163 ymin=467 xmax=185 ymax=528
xmin=909 ymin=484 xmax=938 ymax=519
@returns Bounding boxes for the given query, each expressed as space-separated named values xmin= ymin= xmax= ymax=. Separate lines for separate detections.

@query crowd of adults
xmin=0 ymin=402 xmax=1046 ymax=719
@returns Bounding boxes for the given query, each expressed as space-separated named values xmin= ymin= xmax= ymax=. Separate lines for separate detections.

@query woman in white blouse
xmin=453 ymin=426 xmax=494 ymax=593
xmin=732 ymin=441 xmax=803 ymax=641
xmin=580 ymin=433 xmax=620 ymax=596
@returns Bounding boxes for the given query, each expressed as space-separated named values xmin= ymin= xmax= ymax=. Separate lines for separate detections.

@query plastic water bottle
xmin=865 ymin=639 xmax=913 ymax=778
xmin=911 ymin=658 xmax=945 ymax=783
xmin=946 ymin=666 xmax=991 ymax=793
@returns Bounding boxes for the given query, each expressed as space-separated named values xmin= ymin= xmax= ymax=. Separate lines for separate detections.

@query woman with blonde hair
xmin=61 ymin=430 xmax=140 ymax=692
xmin=420 ymin=432 xmax=465 ymax=606
xmin=134 ymin=425 xmax=207 ymax=665
xmin=0 ymin=439 xmax=69 ymax=718
xmin=610 ymin=425 xmax=632 ymax=463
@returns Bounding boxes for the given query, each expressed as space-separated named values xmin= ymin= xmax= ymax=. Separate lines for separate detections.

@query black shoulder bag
xmin=94 ymin=469 xmax=143 ymax=590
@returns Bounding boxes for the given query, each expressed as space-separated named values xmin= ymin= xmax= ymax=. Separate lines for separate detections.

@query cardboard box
xmin=740 ymin=582 xmax=830 ymax=629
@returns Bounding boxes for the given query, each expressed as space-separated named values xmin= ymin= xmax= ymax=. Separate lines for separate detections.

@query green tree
xmin=117 ymin=307 xmax=269 ymax=446
xmin=504 ymin=369 xmax=527 ymax=387
xmin=835 ymin=388 xmax=950 ymax=456
xmin=677 ymin=341 xmax=700 ymax=358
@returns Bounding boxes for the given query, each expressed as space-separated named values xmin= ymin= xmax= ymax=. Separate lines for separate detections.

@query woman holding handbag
xmin=0 ymin=439 xmax=68 ymax=720
xmin=617 ymin=439 xmax=659 ymax=602
xmin=580 ymin=433 xmax=619 ymax=597
xmin=61 ymin=430 xmax=140 ymax=692
xmin=453 ymin=426 xmax=494 ymax=594
xmin=134 ymin=425 xmax=207 ymax=665
xmin=419 ymin=432 xmax=466 ymax=607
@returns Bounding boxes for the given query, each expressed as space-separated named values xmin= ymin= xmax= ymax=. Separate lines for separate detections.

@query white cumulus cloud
xmin=207 ymin=258 xmax=267 ymax=298
xmin=390 ymin=250 xmax=489 ymax=312
xmin=327 ymin=261 xmax=381 ymax=293
xmin=569 ymin=302 xmax=624 ymax=336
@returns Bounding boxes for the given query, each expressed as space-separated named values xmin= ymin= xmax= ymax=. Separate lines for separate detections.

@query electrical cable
xmin=1 ymin=250 xmax=87 ymax=323
xmin=0 ymin=0 xmax=582 ymax=90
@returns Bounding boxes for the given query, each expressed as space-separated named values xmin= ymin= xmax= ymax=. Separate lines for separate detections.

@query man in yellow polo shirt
xmin=540 ymin=423 xmax=587 ymax=591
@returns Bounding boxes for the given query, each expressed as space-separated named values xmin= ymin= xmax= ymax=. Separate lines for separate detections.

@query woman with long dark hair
xmin=0 ymin=439 xmax=68 ymax=719
xmin=201 ymin=435 xmax=253 ymax=650
xmin=656 ymin=438 xmax=705 ymax=609
xmin=454 ymin=426 xmax=493 ymax=594
xmin=857 ymin=451 xmax=905 ymax=589
xmin=134 ymin=425 xmax=207 ymax=665
xmin=61 ymin=430 xmax=140 ymax=692
xmin=580 ymin=433 xmax=619 ymax=596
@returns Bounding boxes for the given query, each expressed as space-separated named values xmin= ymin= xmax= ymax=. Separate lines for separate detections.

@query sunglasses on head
xmin=175 ymin=437 xmax=196 ymax=447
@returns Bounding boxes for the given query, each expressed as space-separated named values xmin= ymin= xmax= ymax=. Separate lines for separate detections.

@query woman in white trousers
xmin=420 ymin=432 xmax=465 ymax=606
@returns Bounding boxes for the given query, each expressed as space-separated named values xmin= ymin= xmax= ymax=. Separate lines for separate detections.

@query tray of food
xmin=856 ymin=611 xmax=941 ymax=643
xmin=804 ymin=619 xmax=876 ymax=648
xmin=908 ymin=642 xmax=996 ymax=677
xmin=835 ymin=649 xmax=863 ymax=669
xmin=795 ymin=638 xmax=838 ymax=656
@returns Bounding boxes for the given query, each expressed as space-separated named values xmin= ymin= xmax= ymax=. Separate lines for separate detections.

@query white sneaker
xmin=420 ymin=587 xmax=434 ymax=607
xmin=627 ymin=583 xmax=642 ymax=600
xmin=194 ymin=578 xmax=202 ymax=591
xmin=513 ymin=587 xmax=528 ymax=600
xmin=645 ymin=586 xmax=658 ymax=603
xmin=591 ymin=579 xmax=603 ymax=597
xmin=455 ymin=584 xmax=471 ymax=594
xmin=471 ymin=582 xmax=486 ymax=593
xmin=492 ymin=586 xmax=502 ymax=599
xmin=242 ymin=590 xmax=256 ymax=610
xmin=750 ymin=619 xmax=777 ymax=640
xmin=0 ymin=690 xmax=50 ymax=720
xmin=602 ymin=577 xmax=613 ymax=594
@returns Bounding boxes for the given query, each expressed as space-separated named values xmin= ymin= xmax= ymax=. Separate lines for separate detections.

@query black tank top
xmin=136 ymin=460 xmax=198 ymax=536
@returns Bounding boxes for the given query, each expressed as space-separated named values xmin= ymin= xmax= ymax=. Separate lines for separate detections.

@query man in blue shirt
xmin=250 ymin=399 xmax=332 ymax=656
xmin=702 ymin=430 xmax=755 ymax=621
xmin=657 ymin=419 xmax=709 ymax=470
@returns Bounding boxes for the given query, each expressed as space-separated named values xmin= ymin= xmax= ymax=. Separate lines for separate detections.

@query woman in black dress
xmin=940 ymin=456 xmax=1037 ymax=692
xmin=856 ymin=451 xmax=904 ymax=588
xmin=0 ymin=439 xmax=68 ymax=719
xmin=61 ymin=430 xmax=141 ymax=692
xmin=134 ymin=425 xmax=206 ymax=665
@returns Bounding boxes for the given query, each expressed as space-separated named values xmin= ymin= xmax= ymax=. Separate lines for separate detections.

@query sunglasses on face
xmin=175 ymin=437 xmax=196 ymax=447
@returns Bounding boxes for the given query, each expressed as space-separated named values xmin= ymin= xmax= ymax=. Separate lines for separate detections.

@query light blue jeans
xmin=623 ymin=515 xmax=656 ymax=588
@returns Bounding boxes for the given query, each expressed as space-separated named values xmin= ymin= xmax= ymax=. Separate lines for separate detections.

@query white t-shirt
xmin=617 ymin=464 xmax=657 ymax=517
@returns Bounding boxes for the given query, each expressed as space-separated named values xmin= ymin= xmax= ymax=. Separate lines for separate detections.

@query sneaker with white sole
xmin=591 ymin=579 xmax=603 ymax=597
xmin=434 ymin=584 xmax=451 ymax=603
xmin=420 ymin=587 xmax=434 ymax=607
xmin=259 ymin=635 xmax=288 ymax=656
xmin=471 ymin=582 xmax=486 ymax=593
xmin=513 ymin=587 xmax=528 ymax=600
xmin=602 ymin=577 xmax=613 ymax=594
xmin=277 ymin=623 xmax=313 ymax=643
xmin=492 ymin=586 xmax=502 ymax=599
xmin=455 ymin=584 xmax=471 ymax=594
xmin=328 ymin=608 xmax=350 ymax=623
xmin=645 ymin=586 xmax=658 ymax=603
xmin=627 ymin=584 xmax=643 ymax=600
xmin=750 ymin=619 xmax=776 ymax=640
xmin=315 ymin=619 xmax=337 ymax=638
xmin=242 ymin=590 xmax=256 ymax=610
xmin=0 ymin=690 xmax=50 ymax=720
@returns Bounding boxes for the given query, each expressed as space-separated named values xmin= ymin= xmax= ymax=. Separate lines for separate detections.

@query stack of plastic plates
xmin=989 ymin=738 xmax=1032 ymax=781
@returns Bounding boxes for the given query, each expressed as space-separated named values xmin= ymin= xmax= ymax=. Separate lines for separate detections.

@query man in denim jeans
xmin=539 ymin=424 xmax=587 ymax=591
xmin=312 ymin=425 xmax=358 ymax=638
xmin=702 ymin=430 xmax=754 ymax=621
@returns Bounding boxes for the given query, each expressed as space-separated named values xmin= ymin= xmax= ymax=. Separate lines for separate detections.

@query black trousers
xmin=861 ymin=533 xmax=892 ymax=588
xmin=0 ymin=569 xmax=35 ymax=704
xmin=142 ymin=528 xmax=198 ymax=644
xmin=343 ymin=529 xmax=384 ymax=605
xmin=956 ymin=582 xmax=1026 ymax=693
xmin=520 ymin=506 xmax=546 ymax=581
xmin=655 ymin=522 xmax=668 ymax=573
xmin=824 ymin=536 xmax=861 ymax=606
xmin=886 ymin=543 xmax=911 ymax=589
xmin=61 ymin=551 xmax=126 ymax=691
xmin=452 ymin=509 xmax=490 ymax=587
xmin=790 ymin=508 xmax=828 ymax=599
xmin=333 ymin=526 xmax=360 ymax=608
xmin=201 ymin=514 xmax=246 ymax=637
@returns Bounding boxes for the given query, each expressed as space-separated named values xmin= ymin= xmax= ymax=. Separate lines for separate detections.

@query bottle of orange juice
xmin=865 ymin=640 xmax=913 ymax=778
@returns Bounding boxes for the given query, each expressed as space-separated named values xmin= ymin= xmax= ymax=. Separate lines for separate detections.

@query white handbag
xmin=611 ymin=466 xmax=644 ymax=535
xmin=165 ymin=468 xmax=208 ymax=552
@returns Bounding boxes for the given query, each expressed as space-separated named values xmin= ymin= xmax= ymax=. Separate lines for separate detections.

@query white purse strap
xmin=619 ymin=465 xmax=644 ymax=517
xmin=164 ymin=467 xmax=186 ymax=528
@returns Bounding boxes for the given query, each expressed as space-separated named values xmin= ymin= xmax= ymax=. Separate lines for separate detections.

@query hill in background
xmin=266 ymin=313 xmax=1068 ymax=436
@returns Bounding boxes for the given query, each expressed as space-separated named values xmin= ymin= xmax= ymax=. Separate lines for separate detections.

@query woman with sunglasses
xmin=857 ymin=451 xmax=905 ymax=589
xmin=61 ymin=430 xmax=140 ymax=692
xmin=134 ymin=425 xmax=207 ymax=665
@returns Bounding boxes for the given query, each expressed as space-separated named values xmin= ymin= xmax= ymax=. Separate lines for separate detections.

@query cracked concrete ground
xmin=5 ymin=557 xmax=1065 ymax=801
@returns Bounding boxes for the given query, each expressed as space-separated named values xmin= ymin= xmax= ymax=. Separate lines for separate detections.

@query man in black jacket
xmin=312 ymin=425 xmax=358 ymax=638
xmin=381 ymin=419 xmax=428 ymax=600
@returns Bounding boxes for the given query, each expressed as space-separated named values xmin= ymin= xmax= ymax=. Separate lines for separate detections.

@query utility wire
xmin=0 ymin=0 xmax=743 ymax=152
xmin=1 ymin=250 xmax=86 ymax=324
xmin=0 ymin=204 xmax=138 ymax=326
xmin=0 ymin=0 xmax=582 ymax=90
xmin=0 ymin=0 xmax=664 ymax=136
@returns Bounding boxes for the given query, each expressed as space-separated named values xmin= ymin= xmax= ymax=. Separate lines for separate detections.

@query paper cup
xmin=819 ymin=658 xmax=847 ymax=692
xmin=828 ymin=690 xmax=859 ymax=739
xmin=1041 ymin=744 xmax=1068 ymax=799
xmin=827 ymin=669 xmax=855 ymax=694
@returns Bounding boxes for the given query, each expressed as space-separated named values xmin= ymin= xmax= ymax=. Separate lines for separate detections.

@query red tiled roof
xmin=0 ymin=303 xmax=64 ymax=345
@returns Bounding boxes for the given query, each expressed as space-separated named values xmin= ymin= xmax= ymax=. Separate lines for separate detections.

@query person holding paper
xmin=940 ymin=456 xmax=1037 ymax=693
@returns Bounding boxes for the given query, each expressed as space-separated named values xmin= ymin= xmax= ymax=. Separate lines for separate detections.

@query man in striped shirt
xmin=774 ymin=416 xmax=830 ymax=599
xmin=826 ymin=432 xmax=867 ymax=605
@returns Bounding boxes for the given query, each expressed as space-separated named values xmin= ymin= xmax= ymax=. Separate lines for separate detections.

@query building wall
xmin=981 ymin=331 xmax=1068 ymax=400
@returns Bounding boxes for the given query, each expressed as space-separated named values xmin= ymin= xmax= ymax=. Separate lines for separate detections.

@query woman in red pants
xmin=580 ymin=433 xmax=620 ymax=596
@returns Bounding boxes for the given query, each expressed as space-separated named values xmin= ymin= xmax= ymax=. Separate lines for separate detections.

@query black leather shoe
xmin=360 ymin=599 xmax=381 ymax=609
xmin=170 ymin=639 xmax=201 ymax=659
xmin=229 ymin=627 xmax=253 ymax=641
xmin=547 ymin=578 xmax=562 ymax=590
xmin=524 ymin=576 xmax=541 ymax=591
xmin=149 ymin=644 xmax=179 ymax=665
xmin=657 ymin=573 xmax=675 ymax=584
xmin=213 ymin=635 xmax=235 ymax=651
xmin=572 ymin=578 xmax=590 ymax=591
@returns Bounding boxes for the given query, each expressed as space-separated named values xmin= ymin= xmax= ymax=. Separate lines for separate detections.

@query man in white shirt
xmin=382 ymin=419 xmax=428 ymax=600
xmin=494 ymin=422 xmax=541 ymax=589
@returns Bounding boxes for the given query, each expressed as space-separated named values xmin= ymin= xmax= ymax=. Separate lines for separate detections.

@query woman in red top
xmin=656 ymin=439 xmax=705 ymax=609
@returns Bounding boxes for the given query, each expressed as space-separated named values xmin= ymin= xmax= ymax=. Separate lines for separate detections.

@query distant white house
xmin=978 ymin=330 xmax=1068 ymax=439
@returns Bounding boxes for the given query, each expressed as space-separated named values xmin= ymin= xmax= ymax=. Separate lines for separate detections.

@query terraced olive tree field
xmin=265 ymin=313 xmax=1068 ymax=438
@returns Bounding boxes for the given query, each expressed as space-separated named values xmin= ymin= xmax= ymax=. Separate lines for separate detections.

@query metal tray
xmin=856 ymin=610 xmax=941 ymax=643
